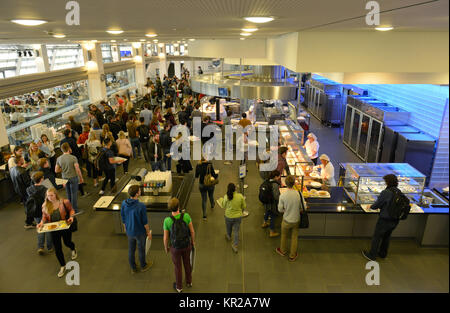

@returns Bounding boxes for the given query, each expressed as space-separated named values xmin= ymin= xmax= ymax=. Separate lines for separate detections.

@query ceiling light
xmin=11 ymin=19 xmax=48 ymax=26
xmin=53 ymin=34 xmax=66 ymax=38
xmin=91 ymin=40 xmax=98 ymax=43
xmin=123 ymin=39 xmax=128 ymax=41
xmin=375 ymin=26 xmax=394 ymax=31
xmin=240 ymin=32 xmax=251 ymax=36
xmin=140 ymin=39 xmax=146 ymax=42
xmin=107 ymin=30 xmax=124 ymax=35
xmin=244 ymin=17 xmax=274 ymax=23
xmin=240 ymin=38 xmax=246 ymax=40
xmin=146 ymin=34 xmax=158 ymax=37
xmin=153 ymin=39 xmax=158 ymax=42
xmin=242 ymin=27 xmax=258 ymax=32
xmin=189 ymin=38 xmax=195 ymax=41
xmin=111 ymin=40 xmax=116 ymax=42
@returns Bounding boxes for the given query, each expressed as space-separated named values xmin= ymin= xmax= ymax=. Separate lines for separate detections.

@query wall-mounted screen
xmin=218 ymin=87 xmax=228 ymax=97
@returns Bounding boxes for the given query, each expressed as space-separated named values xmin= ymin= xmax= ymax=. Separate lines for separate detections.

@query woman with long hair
xmin=116 ymin=131 xmax=132 ymax=174
xmin=218 ymin=183 xmax=246 ymax=253
xmin=163 ymin=107 xmax=177 ymax=127
xmin=40 ymin=134 xmax=56 ymax=170
xmin=195 ymin=157 xmax=219 ymax=221
xmin=37 ymin=188 xmax=77 ymax=278
xmin=86 ymin=132 xmax=102 ymax=187
xmin=28 ymin=142 xmax=45 ymax=170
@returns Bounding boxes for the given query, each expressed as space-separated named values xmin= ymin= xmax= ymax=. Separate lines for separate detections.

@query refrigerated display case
xmin=343 ymin=95 xmax=410 ymax=162
xmin=343 ymin=163 xmax=426 ymax=205
xmin=380 ymin=125 xmax=420 ymax=163
xmin=394 ymin=133 xmax=437 ymax=185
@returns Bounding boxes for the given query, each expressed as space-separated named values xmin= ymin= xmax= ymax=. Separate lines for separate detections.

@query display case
xmin=343 ymin=163 xmax=426 ymax=205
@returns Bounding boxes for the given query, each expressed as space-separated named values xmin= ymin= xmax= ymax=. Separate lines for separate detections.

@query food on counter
xmin=310 ymin=181 xmax=322 ymax=188
xmin=318 ymin=190 xmax=329 ymax=197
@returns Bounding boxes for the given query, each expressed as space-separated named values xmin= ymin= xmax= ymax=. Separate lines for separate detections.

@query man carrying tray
xmin=120 ymin=185 xmax=153 ymax=274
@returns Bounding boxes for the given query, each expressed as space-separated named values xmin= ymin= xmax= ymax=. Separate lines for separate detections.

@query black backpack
xmin=95 ymin=148 xmax=108 ymax=172
xmin=259 ymin=179 xmax=274 ymax=204
xmin=137 ymin=125 xmax=150 ymax=142
xmin=25 ymin=188 xmax=45 ymax=218
xmin=169 ymin=213 xmax=191 ymax=249
xmin=387 ymin=187 xmax=411 ymax=220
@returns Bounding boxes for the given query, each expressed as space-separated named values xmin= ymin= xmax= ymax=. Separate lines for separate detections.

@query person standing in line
xmin=55 ymin=143 xmax=84 ymax=213
xmin=10 ymin=156 xmax=33 ymax=228
xmin=60 ymin=129 xmax=81 ymax=160
xmin=218 ymin=183 xmax=246 ymax=253
xmin=139 ymin=103 xmax=153 ymax=127
xmin=37 ymin=188 xmax=77 ymax=278
xmin=116 ymin=131 xmax=132 ymax=174
xmin=303 ymin=133 xmax=320 ymax=165
xmin=275 ymin=175 xmax=305 ymax=262
xmin=40 ymin=134 xmax=56 ymax=170
xmin=223 ymin=109 xmax=233 ymax=165
xmin=362 ymin=174 xmax=403 ymax=261
xmin=261 ymin=170 xmax=282 ymax=238
xmin=159 ymin=123 xmax=173 ymax=172
xmin=195 ymin=157 xmax=218 ymax=220
xmin=7 ymin=146 xmax=27 ymax=170
xmin=137 ymin=117 xmax=151 ymax=163
xmin=26 ymin=171 xmax=53 ymax=255
xmin=121 ymin=185 xmax=153 ymax=274
xmin=163 ymin=197 xmax=195 ymax=293
xmin=86 ymin=132 xmax=102 ymax=187
xmin=276 ymin=146 xmax=291 ymax=176
xmin=38 ymin=158 xmax=59 ymax=189
xmin=149 ymin=134 xmax=165 ymax=171
xmin=99 ymin=137 xmax=124 ymax=195
xmin=126 ymin=114 xmax=141 ymax=159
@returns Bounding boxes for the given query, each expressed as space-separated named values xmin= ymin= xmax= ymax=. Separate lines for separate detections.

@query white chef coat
xmin=304 ymin=140 xmax=319 ymax=159
xmin=319 ymin=161 xmax=336 ymax=187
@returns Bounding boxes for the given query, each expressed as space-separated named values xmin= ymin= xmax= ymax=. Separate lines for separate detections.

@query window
xmin=105 ymin=68 xmax=136 ymax=96
xmin=101 ymin=44 xmax=113 ymax=63
xmin=0 ymin=45 xmax=38 ymax=79
xmin=47 ymin=44 xmax=84 ymax=70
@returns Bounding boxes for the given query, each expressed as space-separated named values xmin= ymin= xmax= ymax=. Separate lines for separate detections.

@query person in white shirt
xmin=303 ymin=132 xmax=319 ymax=165
xmin=315 ymin=154 xmax=336 ymax=187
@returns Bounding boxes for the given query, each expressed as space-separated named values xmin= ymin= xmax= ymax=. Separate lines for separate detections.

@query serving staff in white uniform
xmin=303 ymin=133 xmax=319 ymax=165
xmin=315 ymin=154 xmax=336 ymax=187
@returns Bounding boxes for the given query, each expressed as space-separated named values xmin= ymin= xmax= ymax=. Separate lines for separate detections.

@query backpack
xmin=137 ymin=125 xmax=150 ymax=142
xmin=387 ymin=187 xmax=411 ymax=220
xmin=94 ymin=148 xmax=108 ymax=172
xmin=88 ymin=144 xmax=100 ymax=163
xmin=259 ymin=179 xmax=274 ymax=204
xmin=25 ymin=188 xmax=45 ymax=218
xmin=169 ymin=213 xmax=191 ymax=249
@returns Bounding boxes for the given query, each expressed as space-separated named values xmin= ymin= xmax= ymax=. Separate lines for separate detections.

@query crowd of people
xmin=5 ymin=74 xmax=405 ymax=292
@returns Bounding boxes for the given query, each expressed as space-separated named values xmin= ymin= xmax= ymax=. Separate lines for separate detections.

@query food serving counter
xmin=94 ymin=170 xmax=194 ymax=236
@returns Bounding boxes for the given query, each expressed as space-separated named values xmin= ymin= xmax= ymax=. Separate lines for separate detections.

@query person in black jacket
xmin=60 ymin=129 xmax=81 ymax=160
xmin=68 ymin=116 xmax=82 ymax=136
xmin=159 ymin=123 xmax=173 ymax=172
xmin=362 ymin=174 xmax=402 ymax=261
xmin=177 ymin=105 xmax=189 ymax=128
xmin=195 ymin=157 xmax=218 ymax=220
xmin=10 ymin=156 xmax=33 ymax=228
xmin=26 ymin=171 xmax=53 ymax=254
xmin=149 ymin=134 xmax=165 ymax=171
xmin=108 ymin=114 xmax=122 ymax=141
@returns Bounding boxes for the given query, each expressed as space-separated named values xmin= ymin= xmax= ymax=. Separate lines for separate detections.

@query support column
xmin=33 ymin=44 xmax=50 ymax=73
xmin=133 ymin=42 xmax=146 ymax=89
xmin=82 ymin=42 xmax=107 ymax=103
xmin=111 ymin=44 xmax=121 ymax=62
xmin=158 ymin=43 xmax=168 ymax=77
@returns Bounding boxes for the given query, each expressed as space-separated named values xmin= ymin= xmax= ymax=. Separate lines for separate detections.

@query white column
xmin=82 ymin=42 xmax=107 ymax=103
xmin=111 ymin=44 xmax=121 ymax=62
xmin=158 ymin=43 xmax=168 ymax=77
xmin=133 ymin=43 xmax=146 ymax=88
xmin=33 ymin=44 xmax=50 ymax=72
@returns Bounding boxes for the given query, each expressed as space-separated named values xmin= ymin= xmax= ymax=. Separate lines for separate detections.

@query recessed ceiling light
xmin=111 ymin=40 xmax=116 ymax=42
xmin=53 ymin=34 xmax=66 ymax=38
xmin=240 ymin=38 xmax=246 ymax=40
xmin=146 ymin=34 xmax=158 ymax=38
xmin=244 ymin=17 xmax=274 ymax=23
xmin=123 ymin=39 xmax=128 ymax=41
xmin=11 ymin=19 xmax=48 ymax=26
xmin=153 ymin=39 xmax=158 ymax=42
xmin=189 ymin=38 xmax=195 ymax=41
xmin=107 ymin=30 xmax=124 ymax=35
xmin=240 ymin=32 xmax=252 ymax=36
xmin=91 ymin=40 xmax=98 ymax=43
xmin=140 ymin=39 xmax=146 ymax=42
xmin=242 ymin=27 xmax=258 ymax=32
xmin=375 ymin=26 xmax=394 ymax=31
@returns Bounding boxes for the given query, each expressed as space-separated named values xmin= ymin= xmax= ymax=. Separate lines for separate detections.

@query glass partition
xmin=1 ymin=79 xmax=89 ymax=146
xmin=105 ymin=68 xmax=136 ymax=96
xmin=0 ymin=45 xmax=38 ymax=79
xmin=101 ymin=44 xmax=114 ymax=63
xmin=47 ymin=44 xmax=84 ymax=70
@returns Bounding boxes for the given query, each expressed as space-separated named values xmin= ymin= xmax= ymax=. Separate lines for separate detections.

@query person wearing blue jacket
xmin=120 ymin=185 xmax=153 ymax=274
xmin=362 ymin=174 xmax=401 ymax=261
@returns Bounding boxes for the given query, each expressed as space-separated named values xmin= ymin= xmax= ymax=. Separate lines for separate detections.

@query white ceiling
xmin=0 ymin=0 xmax=448 ymax=43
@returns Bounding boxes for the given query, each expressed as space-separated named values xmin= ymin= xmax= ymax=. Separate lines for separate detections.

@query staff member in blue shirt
xmin=121 ymin=185 xmax=153 ymax=274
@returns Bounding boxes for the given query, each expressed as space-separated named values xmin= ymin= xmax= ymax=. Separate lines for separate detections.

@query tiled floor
xmin=0 ymin=117 xmax=448 ymax=293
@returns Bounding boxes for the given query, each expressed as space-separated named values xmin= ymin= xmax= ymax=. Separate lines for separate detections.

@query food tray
xmin=37 ymin=220 xmax=70 ymax=233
